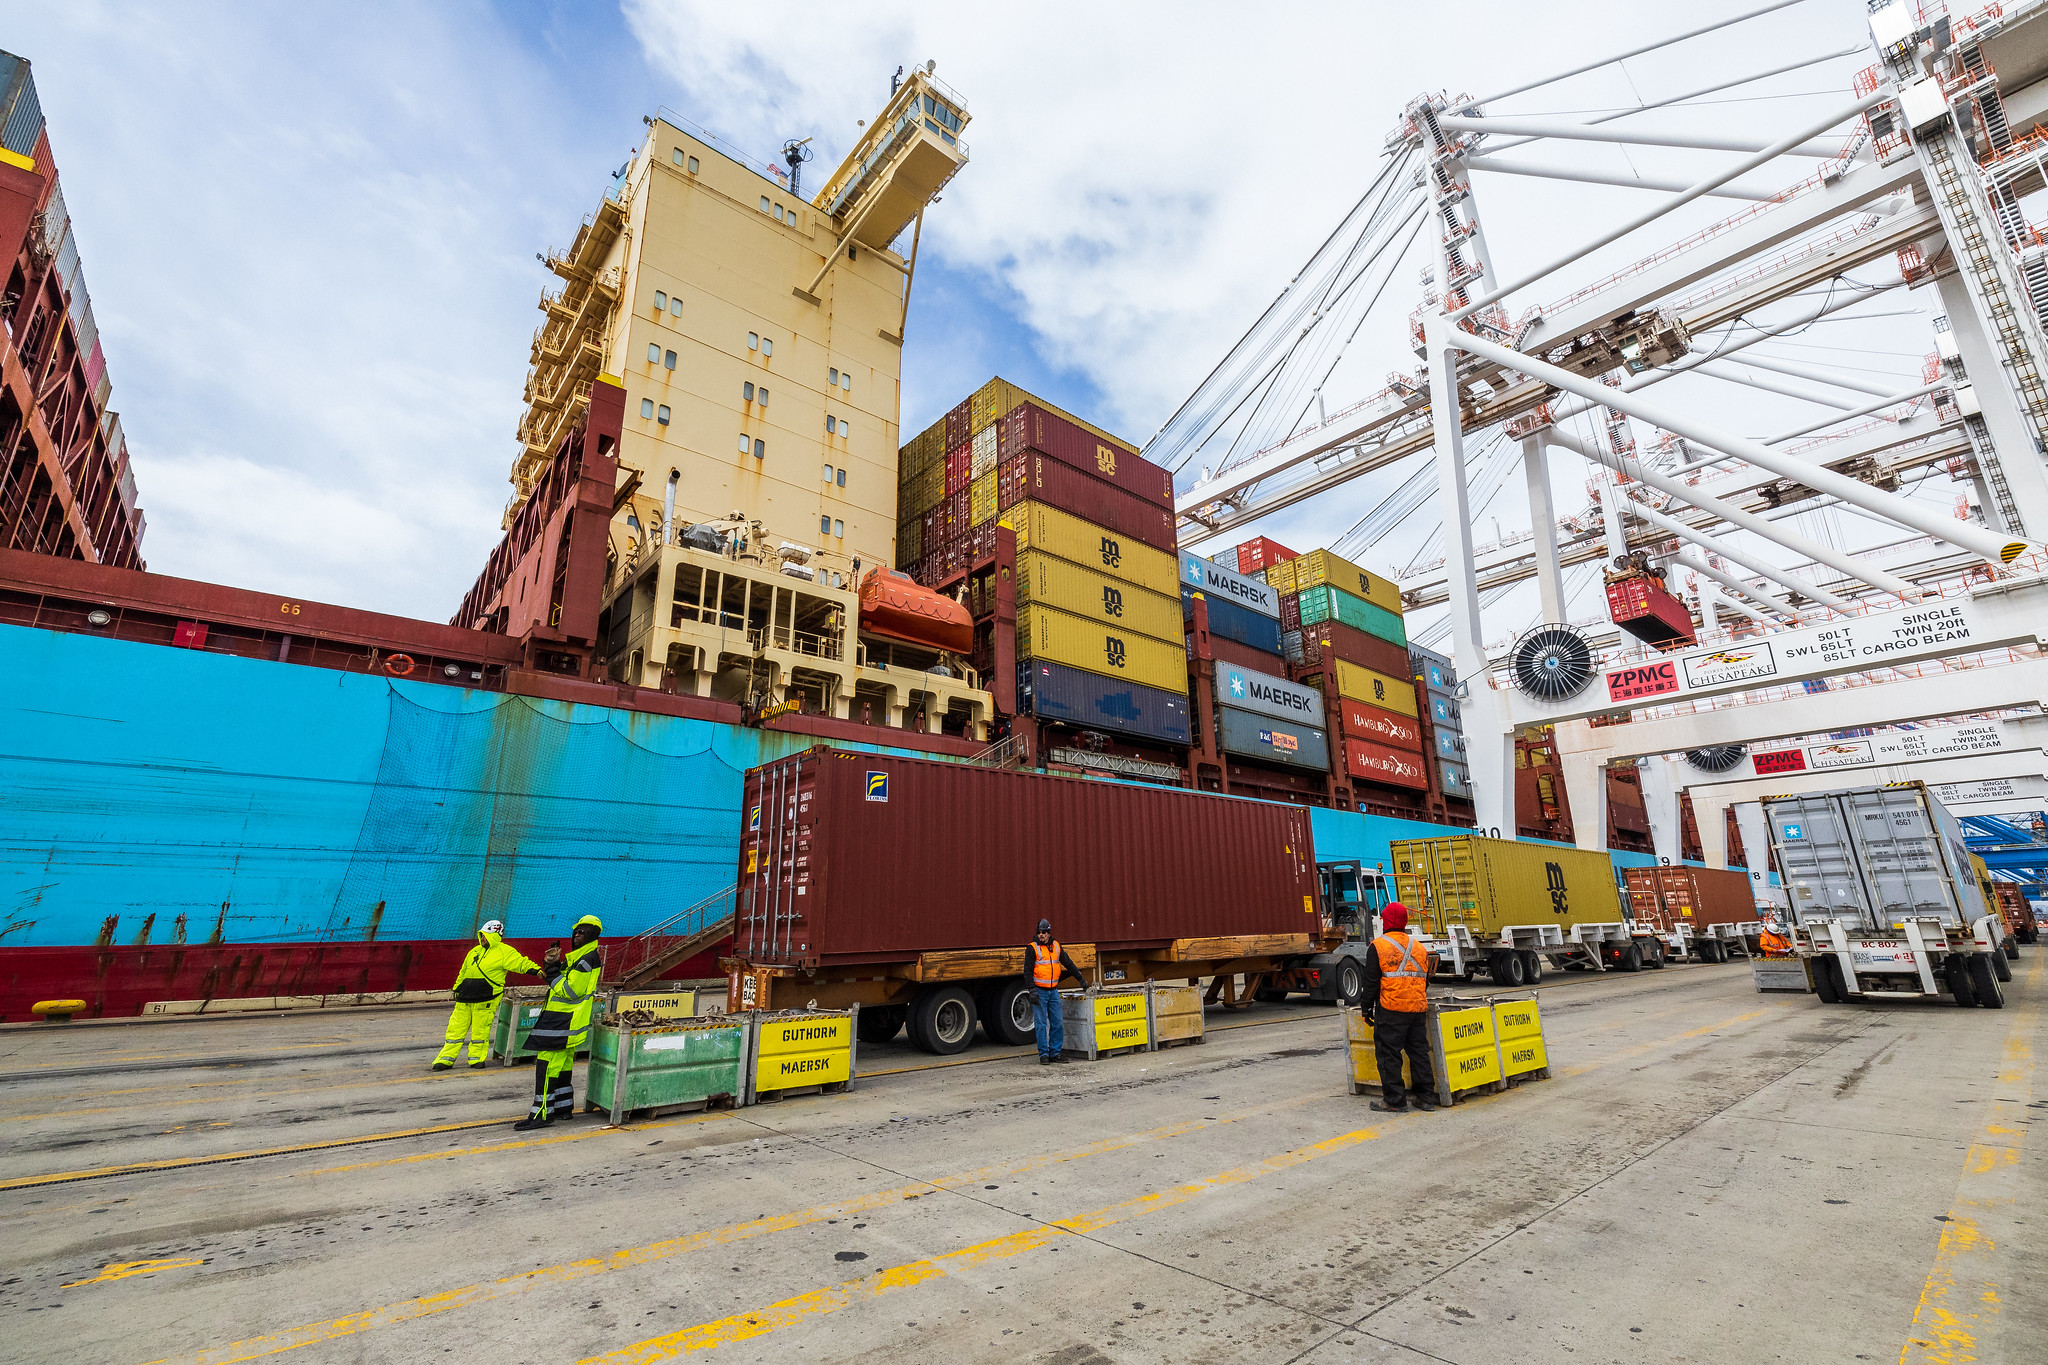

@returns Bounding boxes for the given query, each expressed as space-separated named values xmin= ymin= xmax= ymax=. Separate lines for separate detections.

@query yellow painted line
xmin=301 ymin=1111 xmax=732 ymax=1176
xmin=2 ymin=1068 xmax=516 ymax=1123
xmin=64 ymin=1258 xmax=204 ymax=1288
xmin=0 ymin=1117 xmax=512 ymax=1190
xmin=141 ymin=1091 xmax=1322 ymax=1364
xmin=1899 ymin=953 xmax=2039 ymax=1364
xmin=585 ymin=1123 xmax=1379 ymax=1362
xmin=852 ymin=1009 xmax=1324 ymax=1078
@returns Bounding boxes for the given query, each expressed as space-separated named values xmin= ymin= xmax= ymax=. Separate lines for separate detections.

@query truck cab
xmin=1297 ymin=860 xmax=1393 ymax=1006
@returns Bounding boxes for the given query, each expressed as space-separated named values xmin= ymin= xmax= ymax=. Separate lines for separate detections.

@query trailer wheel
xmin=1489 ymin=949 xmax=1527 ymax=987
xmin=1943 ymin=957 xmax=1978 ymax=1008
xmin=1699 ymin=939 xmax=1722 ymax=964
xmin=1617 ymin=942 xmax=1642 ymax=973
xmin=1991 ymin=947 xmax=2013 ymax=984
xmin=978 ymin=977 xmax=1038 ymax=1047
xmin=1334 ymin=958 xmax=1367 ymax=1008
xmin=2003 ymin=939 xmax=2021 ymax=961
xmin=1969 ymin=954 xmax=2005 ymax=1008
xmin=908 ymin=985 xmax=977 ymax=1054
xmin=1520 ymin=950 xmax=1543 ymax=984
xmin=1811 ymin=956 xmax=1842 ymax=1004
xmin=857 ymin=1005 xmax=905 ymax=1044
xmin=1644 ymin=940 xmax=1666 ymax=970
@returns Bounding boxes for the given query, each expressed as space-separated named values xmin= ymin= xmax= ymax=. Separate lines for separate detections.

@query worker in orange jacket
xmin=1361 ymin=902 xmax=1439 ymax=1113
xmin=1759 ymin=917 xmax=1793 ymax=958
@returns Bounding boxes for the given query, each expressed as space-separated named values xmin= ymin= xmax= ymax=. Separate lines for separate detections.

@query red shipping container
xmin=1294 ymin=621 xmax=1409 ymax=678
xmin=996 ymin=402 xmax=1172 ymax=508
xmin=1279 ymin=593 xmax=1300 ymax=633
xmin=996 ymin=454 xmax=1030 ymax=513
xmin=1020 ymin=453 xmax=1176 ymax=553
xmin=921 ymin=505 xmax=944 ymax=549
xmin=1606 ymin=574 xmax=1695 ymax=648
xmin=1337 ymin=698 xmax=1422 ymax=752
xmin=947 ymin=489 xmax=970 ymax=539
xmin=944 ymin=443 xmax=972 ymax=497
xmin=944 ymin=401 xmax=970 ymax=449
xmin=1622 ymin=865 xmax=1755 ymax=933
xmin=736 ymin=747 xmax=1318 ymax=966
xmin=1235 ymin=537 xmax=1297 ymax=575
xmin=1344 ymin=737 xmax=1429 ymax=789
xmin=969 ymin=519 xmax=996 ymax=562
xmin=1205 ymin=634 xmax=1290 ymax=675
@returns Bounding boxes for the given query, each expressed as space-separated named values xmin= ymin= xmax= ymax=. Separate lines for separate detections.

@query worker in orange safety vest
xmin=1027 ymin=919 xmax=1084 ymax=1065
xmin=1759 ymin=917 xmax=1793 ymax=957
xmin=1361 ymin=902 xmax=1439 ymax=1113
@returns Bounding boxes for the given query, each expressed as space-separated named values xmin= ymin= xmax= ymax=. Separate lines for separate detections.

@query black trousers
xmin=1372 ymin=1007 xmax=1436 ymax=1107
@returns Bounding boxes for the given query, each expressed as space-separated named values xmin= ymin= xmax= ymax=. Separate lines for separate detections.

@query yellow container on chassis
xmin=1389 ymin=834 xmax=1623 ymax=938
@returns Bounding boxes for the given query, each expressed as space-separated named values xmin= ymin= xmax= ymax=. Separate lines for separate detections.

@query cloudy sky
xmin=17 ymin=0 xmax=1920 ymax=625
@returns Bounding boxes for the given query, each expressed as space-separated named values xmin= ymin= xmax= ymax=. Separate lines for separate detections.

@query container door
xmin=1840 ymin=787 xmax=1966 ymax=927
xmin=1766 ymin=794 xmax=1875 ymax=930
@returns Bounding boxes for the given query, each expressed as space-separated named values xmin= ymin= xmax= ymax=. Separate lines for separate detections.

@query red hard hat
xmin=1382 ymin=902 xmax=1410 ymax=931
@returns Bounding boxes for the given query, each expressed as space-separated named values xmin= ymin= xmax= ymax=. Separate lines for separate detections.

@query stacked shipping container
xmin=1410 ymin=643 xmax=1468 ymax=800
xmin=1182 ymin=550 xmax=1328 ymax=786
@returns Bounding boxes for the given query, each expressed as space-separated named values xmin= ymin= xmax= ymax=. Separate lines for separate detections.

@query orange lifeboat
xmin=858 ymin=567 xmax=973 ymax=654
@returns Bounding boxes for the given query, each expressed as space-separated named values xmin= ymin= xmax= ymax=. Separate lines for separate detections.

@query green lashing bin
xmin=587 ymin=1018 xmax=749 ymax=1124
xmin=491 ymin=986 xmax=551 ymax=1065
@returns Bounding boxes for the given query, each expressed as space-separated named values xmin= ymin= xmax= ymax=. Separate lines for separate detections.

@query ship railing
xmin=605 ymin=883 xmax=738 ymax=990
xmin=965 ymin=734 xmax=1021 ymax=769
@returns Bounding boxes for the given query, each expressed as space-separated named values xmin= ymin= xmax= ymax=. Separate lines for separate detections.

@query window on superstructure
xmin=665 ymin=350 xmax=677 ymax=370
xmin=758 ymin=388 xmax=768 ymax=406
xmin=754 ymin=438 xmax=765 ymax=459
xmin=673 ymin=149 xmax=684 ymax=166
xmin=834 ymin=519 xmax=844 ymax=538
xmin=654 ymin=290 xmax=667 ymax=312
xmin=744 ymin=381 xmax=755 ymax=403
xmin=641 ymin=399 xmax=654 ymax=419
xmin=648 ymin=343 xmax=661 ymax=364
xmin=774 ymin=204 xmax=784 ymax=222
xmin=670 ymin=296 xmax=682 ymax=317
xmin=688 ymin=156 xmax=699 ymax=173
xmin=760 ymin=196 xmax=771 ymax=212
xmin=740 ymin=433 xmax=750 ymax=452
xmin=657 ymin=405 xmax=671 ymax=426
xmin=829 ymin=367 xmax=839 ymax=386
xmin=762 ymin=337 xmax=773 ymax=357
xmin=826 ymin=416 xmax=837 ymax=435
xmin=821 ymin=516 xmax=831 ymax=537
xmin=840 ymin=418 xmax=851 ymax=438
xmin=841 ymin=372 xmax=851 ymax=392
xmin=837 ymin=468 xmax=846 ymax=488
xmin=823 ymin=463 xmax=834 ymax=482
xmin=749 ymin=332 xmax=759 ymax=350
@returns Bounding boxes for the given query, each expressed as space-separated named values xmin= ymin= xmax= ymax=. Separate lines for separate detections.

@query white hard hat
xmin=481 ymin=920 xmax=505 ymax=935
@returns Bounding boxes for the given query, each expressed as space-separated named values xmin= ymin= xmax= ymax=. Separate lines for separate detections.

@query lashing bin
xmin=1150 ymin=983 xmax=1205 ymax=1047
xmin=746 ymin=1007 xmax=860 ymax=1102
xmin=1431 ymin=1003 xmax=1503 ymax=1102
xmin=1491 ymin=995 xmax=1549 ymax=1082
xmin=588 ymin=1016 xmax=748 ymax=1125
xmin=1060 ymin=983 xmax=1155 ymax=1060
xmin=491 ymin=986 xmax=551 ymax=1065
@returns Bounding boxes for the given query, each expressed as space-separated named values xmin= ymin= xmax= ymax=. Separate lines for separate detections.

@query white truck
xmin=1762 ymin=781 xmax=2012 ymax=1008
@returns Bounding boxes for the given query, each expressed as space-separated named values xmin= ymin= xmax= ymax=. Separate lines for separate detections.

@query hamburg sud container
xmin=1345 ymin=737 xmax=1428 ymax=789
xmin=1621 ymin=865 xmax=1756 ymax=934
xmin=1016 ymin=658 xmax=1191 ymax=745
xmin=1762 ymin=781 xmax=1991 ymax=930
xmin=736 ymin=747 xmax=1317 ymax=965
xmin=1390 ymin=835 xmax=1624 ymax=937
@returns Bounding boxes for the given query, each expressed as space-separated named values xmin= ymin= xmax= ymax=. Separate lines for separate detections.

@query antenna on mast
xmin=782 ymin=137 xmax=815 ymax=198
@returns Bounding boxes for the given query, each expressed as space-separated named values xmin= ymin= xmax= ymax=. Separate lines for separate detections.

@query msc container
xmin=1331 ymin=659 xmax=1418 ymax=718
xmin=1390 ymin=835 xmax=1624 ymax=937
xmin=1008 ymin=458 xmax=1176 ymax=553
xmin=1015 ymin=550 xmax=1182 ymax=644
xmin=1015 ymin=659 xmax=1191 ymax=745
xmin=1438 ymin=759 xmax=1472 ymax=799
xmin=997 ymin=401 xmax=1172 ymax=506
xmin=1295 ymin=584 xmax=1407 ymax=648
xmin=1008 ymin=501 xmax=1178 ymax=593
xmin=1345 ymin=737 xmax=1429 ymax=789
xmin=736 ymin=747 xmax=1317 ymax=966
xmin=1184 ymin=586 xmax=1286 ymax=655
xmin=1622 ymin=865 xmax=1757 ymax=934
xmin=1268 ymin=549 xmax=1404 ymax=614
xmin=1018 ymin=602 xmax=1187 ymax=693
xmin=1211 ymin=662 xmax=1322 ymax=727
xmin=1180 ymin=550 xmax=1280 ymax=618
xmin=1292 ymin=620 xmax=1412 ymax=680
xmin=1338 ymin=698 xmax=1423 ymax=753
xmin=1763 ymin=782 xmax=1990 ymax=930
xmin=1235 ymin=537 xmax=1296 ymax=576
xmin=1217 ymin=703 xmax=1331 ymax=771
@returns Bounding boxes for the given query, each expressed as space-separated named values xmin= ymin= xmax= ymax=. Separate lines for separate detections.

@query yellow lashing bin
xmin=1492 ymin=996 xmax=1549 ymax=1081
xmin=747 ymin=1008 xmax=857 ymax=1101
xmin=606 ymin=987 xmax=698 ymax=1022
xmin=1432 ymin=1004 xmax=1503 ymax=1098
xmin=1150 ymin=983 xmax=1205 ymax=1046
xmin=1059 ymin=984 xmax=1155 ymax=1059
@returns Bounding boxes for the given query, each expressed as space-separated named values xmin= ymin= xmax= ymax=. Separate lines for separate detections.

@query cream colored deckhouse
xmin=510 ymin=73 xmax=986 ymax=734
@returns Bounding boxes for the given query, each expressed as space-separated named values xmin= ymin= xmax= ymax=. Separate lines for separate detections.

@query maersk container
xmin=1390 ymin=835 xmax=1624 ymax=938
xmin=1294 ymin=583 xmax=1407 ymax=648
xmin=1016 ymin=659 xmax=1191 ymax=745
xmin=1427 ymin=693 xmax=1461 ymax=731
xmin=1179 ymin=551 xmax=1280 ymax=619
xmin=1017 ymin=602 xmax=1187 ymax=694
xmin=1008 ymin=501 xmax=1178 ymax=592
xmin=1182 ymin=585 xmax=1284 ymax=654
xmin=1216 ymin=703 xmax=1330 ymax=771
xmin=1211 ymin=662 xmax=1322 ymax=727
xmin=736 ymin=746 xmax=1317 ymax=966
xmin=1437 ymin=759 xmax=1472 ymax=799
xmin=1763 ymin=782 xmax=1990 ymax=931
xmin=1431 ymin=727 xmax=1465 ymax=761
xmin=1411 ymin=645 xmax=1456 ymax=696
xmin=1015 ymin=550 xmax=1181 ymax=644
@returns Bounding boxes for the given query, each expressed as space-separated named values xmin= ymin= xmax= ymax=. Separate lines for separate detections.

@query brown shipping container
xmin=997 ymin=402 xmax=1173 ymax=507
xmin=1345 ymin=737 xmax=1429 ymax=789
xmin=1295 ymin=621 xmax=1409 ymax=679
xmin=737 ymin=747 xmax=1319 ymax=966
xmin=995 ymin=454 xmax=1177 ymax=553
xmin=1622 ymin=865 xmax=1756 ymax=933
xmin=1338 ymin=698 xmax=1422 ymax=752
xmin=1203 ymin=633 xmax=1290 ymax=675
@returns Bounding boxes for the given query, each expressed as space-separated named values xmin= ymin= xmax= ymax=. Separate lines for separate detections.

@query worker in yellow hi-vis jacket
xmin=434 ymin=920 xmax=541 ymax=1070
xmin=514 ymin=914 xmax=604 ymax=1130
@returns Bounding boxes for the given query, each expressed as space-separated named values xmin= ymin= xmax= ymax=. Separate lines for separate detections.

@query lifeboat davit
xmin=858 ymin=567 xmax=974 ymax=654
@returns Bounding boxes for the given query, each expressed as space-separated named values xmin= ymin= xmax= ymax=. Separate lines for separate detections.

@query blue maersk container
xmin=1182 ymin=585 xmax=1284 ymax=655
xmin=1016 ymin=659 xmax=1192 ymax=745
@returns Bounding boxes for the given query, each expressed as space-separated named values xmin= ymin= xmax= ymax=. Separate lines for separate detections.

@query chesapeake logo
xmin=1545 ymin=862 xmax=1569 ymax=916
xmin=1453 ymin=1019 xmax=1487 ymax=1040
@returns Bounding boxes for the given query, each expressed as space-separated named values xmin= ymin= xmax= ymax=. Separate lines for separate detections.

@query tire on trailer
xmin=1699 ymin=939 xmax=1723 ymax=964
xmin=1619 ymin=942 xmax=1643 ymax=973
xmin=908 ymin=984 xmax=978 ymax=1054
xmin=1991 ymin=946 xmax=2013 ymax=984
xmin=1489 ymin=949 xmax=1527 ymax=988
xmin=1969 ymin=953 xmax=2006 ymax=1008
xmin=1520 ymin=949 xmax=1544 ymax=984
xmin=1943 ymin=956 xmax=1978 ymax=1008
xmin=1334 ymin=957 xmax=1368 ymax=1008
xmin=1811 ymin=955 xmax=1842 ymax=1004
xmin=857 ymin=1004 xmax=905 ymax=1045
xmin=978 ymin=977 xmax=1038 ymax=1047
xmin=2003 ymin=938 xmax=2021 ymax=961
xmin=1645 ymin=939 xmax=1667 ymax=969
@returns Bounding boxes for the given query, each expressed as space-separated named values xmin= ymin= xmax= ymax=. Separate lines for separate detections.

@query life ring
xmin=385 ymin=653 xmax=416 ymax=676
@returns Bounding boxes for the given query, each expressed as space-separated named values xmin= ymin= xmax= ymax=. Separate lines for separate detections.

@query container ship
xmin=0 ymin=55 xmax=1678 ymax=1019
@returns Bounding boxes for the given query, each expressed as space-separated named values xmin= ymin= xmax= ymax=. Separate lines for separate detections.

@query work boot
xmin=512 ymin=1115 xmax=553 ymax=1132
xmin=1039 ymin=1055 xmax=1054 ymax=1065
xmin=1368 ymin=1100 xmax=1409 ymax=1114
xmin=468 ymin=1061 xmax=488 ymax=1069
xmin=1050 ymin=1054 xmax=1070 ymax=1064
xmin=1416 ymin=1097 xmax=1439 ymax=1113
xmin=431 ymin=1061 xmax=453 ymax=1072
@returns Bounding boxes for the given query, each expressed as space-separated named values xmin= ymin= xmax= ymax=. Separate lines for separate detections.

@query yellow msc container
xmin=1285 ymin=549 xmax=1403 ymax=615
xmin=1389 ymin=834 xmax=1624 ymax=938
xmin=1017 ymin=603 xmax=1188 ymax=694
xmin=1333 ymin=659 xmax=1417 ymax=717
xmin=1008 ymin=502 xmax=1178 ymax=594
xmin=1015 ymin=550 xmax=1181 ymax=644
xmin=970 ymin=470 xmax=997 ymax=526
